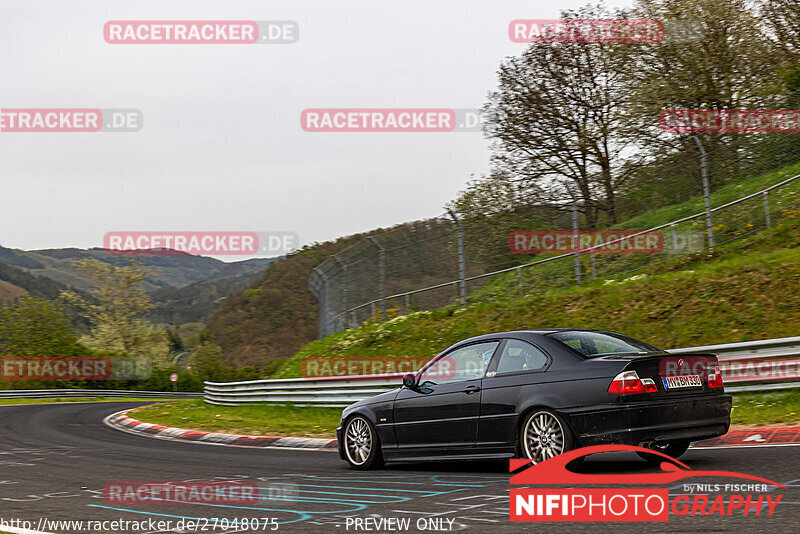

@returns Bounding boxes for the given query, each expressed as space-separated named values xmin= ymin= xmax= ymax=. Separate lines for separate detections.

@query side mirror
xmin=402 ymin=372 xmax=417 ymax=389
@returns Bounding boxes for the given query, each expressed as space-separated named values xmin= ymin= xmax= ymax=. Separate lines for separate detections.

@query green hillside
xmin=149 ymin=269 xmax=272 ymax=324
xmin=272 ymin=219 xmax=800 ymax=378
xmin=207 ymin=240 xmax=357 ymax=368
xmin=0 ymin=279 xmax=27 ymax=303
xmin=204 ymin=214 xmax=499 ymax=367
xmin=468 ymin=160 xmax=800 ymax=305
xmin=206 ymin=159 xmax=800 ymax=369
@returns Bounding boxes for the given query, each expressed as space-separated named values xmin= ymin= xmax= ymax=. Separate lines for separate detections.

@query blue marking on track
xmin=269 ymin=482 xmax=458 ymax=494
xmin=87 ymin=474 xmax=506 ymax=526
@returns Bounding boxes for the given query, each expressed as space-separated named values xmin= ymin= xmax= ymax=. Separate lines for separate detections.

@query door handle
xmin=464 ymin=385 xmax=481 ymax=394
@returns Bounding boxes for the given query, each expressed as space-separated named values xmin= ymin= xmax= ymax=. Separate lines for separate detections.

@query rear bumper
xmin=564 ymin=394 xmax=732 ymax=446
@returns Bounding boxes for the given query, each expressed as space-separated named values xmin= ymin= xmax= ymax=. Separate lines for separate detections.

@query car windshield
xmin=549 ymin=331 xmax=661 ymax=358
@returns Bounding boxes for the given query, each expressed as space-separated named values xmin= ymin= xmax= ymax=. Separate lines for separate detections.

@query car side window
xmin=495 ymin=339 xmax=548 ymax=375
xmin=594 ymin=338 xmax=625 ymax=353
xmin=418 ymin=341 xmax=499 ymax=385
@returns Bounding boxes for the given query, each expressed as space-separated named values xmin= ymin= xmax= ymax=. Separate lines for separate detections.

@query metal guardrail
xmin=0 ymin=389 xmax=203 ymax=400
xmin=204 ymin=374 xmax=403 ymax=407
xmin=668 ymin=336 xmax=800 ymax=386
xmin=205 ymin=336 xmax=800 ymax=406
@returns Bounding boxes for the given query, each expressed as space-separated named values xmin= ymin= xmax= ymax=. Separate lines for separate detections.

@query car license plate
xmin=662 ymin=375 xmax=702 ymax=390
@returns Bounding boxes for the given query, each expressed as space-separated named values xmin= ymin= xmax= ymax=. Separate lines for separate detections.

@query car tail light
xmin=641 ymin=378 xmax=658 ymax=393
xmin=707 ymin=364 xmax=724 ymax=388
xmin=608 ymin=371 xmax=656 ymax=395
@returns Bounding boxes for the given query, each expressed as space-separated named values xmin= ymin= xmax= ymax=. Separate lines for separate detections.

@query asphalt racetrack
xmin=1 ymin=402 xmax=798 ymax=533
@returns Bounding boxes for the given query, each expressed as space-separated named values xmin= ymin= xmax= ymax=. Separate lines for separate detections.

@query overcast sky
xmin=0 ymin=0 xmax=633 ymax=260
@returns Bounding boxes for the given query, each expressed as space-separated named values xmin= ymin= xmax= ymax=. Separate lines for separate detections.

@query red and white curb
xmin=104 ymin=409 xmax=798 ymax=452
xmin=692 ymin=425 xmax=800 ymax=449
xmin=104 ymin=409 xmax=338 ymax=451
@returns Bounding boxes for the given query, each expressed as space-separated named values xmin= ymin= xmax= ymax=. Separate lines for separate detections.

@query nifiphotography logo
xmin=510 ymin=445 xmax=784 ymax=522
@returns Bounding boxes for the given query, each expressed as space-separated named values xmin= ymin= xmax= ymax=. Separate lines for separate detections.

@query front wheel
xmin=519 ymin=409 xmax=576 ymax=464
xmin=343 ymin=415 xmax=384 ymax=470
xmin=637 ymin=440 xmax=690 ymax=463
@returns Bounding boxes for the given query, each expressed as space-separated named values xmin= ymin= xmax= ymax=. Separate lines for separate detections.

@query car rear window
xmin=549 ymin=331 xmax=661 ymax=358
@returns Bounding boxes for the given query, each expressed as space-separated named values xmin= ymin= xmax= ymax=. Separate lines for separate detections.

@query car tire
xmin=518 ymin=409 xmax=578 ymax=465
xmin=637 ymin=440 xmax=690 ymax=462
xmin=343 ymin=415 xmax=384 ymax=470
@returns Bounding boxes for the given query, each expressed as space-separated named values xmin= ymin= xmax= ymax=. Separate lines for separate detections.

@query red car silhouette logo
xmin=510 ymin=444 xmax=784 ymax=487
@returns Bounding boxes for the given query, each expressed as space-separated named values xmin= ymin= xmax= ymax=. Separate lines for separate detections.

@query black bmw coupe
xmin=337 ymin=329 xmax=732 ymax=469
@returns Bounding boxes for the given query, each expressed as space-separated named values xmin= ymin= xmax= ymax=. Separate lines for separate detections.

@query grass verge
xmin=126 ymin=391 xmax=800 ymax=441
xmin=129 ymin=399 xmax=341 ymax=438
xmin=619 ymin=161 xmax=800 ymax=231
xmin=731 ymin=389 xmax=800 ymax=426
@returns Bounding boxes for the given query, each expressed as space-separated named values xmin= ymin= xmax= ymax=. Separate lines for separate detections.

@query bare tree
xmin=482 ymin=5 xmax=641 ymax=227
xmin=760 ymin=0 xmax=800 ymax=57
xmin=626 ymin=0 xmax=783 ymax=193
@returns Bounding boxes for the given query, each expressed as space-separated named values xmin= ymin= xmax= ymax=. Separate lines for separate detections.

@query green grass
xmin=130 ymin=399 xmax=342 ymax=438
xmin=125 ymin=391 xmax=799 ymax=439
xmin=731 ymin=389 xmax=800 ymax=426
xmin=618 ymin=160 xmax=800 ymax=231
xmin=0 ymin=397 xmax=176 ymax=405
xmin=463 ymin=159 xmax=800 ymax=306
xmin=470 ymin=177 xmax=800 ymax=305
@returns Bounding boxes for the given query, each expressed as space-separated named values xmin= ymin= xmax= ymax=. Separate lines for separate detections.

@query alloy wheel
xmin=523 ymin=411 xmax=565 ymax=463
xmin=344 ymin=417 xmax=373 ymax=466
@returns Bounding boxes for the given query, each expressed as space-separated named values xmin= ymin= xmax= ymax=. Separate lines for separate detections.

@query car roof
xmin=457 ymin=328 xmax=606 ymax=344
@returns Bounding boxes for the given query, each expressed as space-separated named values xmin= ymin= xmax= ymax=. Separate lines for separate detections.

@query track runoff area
xmin=0 ymin=402 xmax=797 ymax=533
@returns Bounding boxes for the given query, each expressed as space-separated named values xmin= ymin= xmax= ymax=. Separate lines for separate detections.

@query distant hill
xmin=206 ymin=239 xmax=358 ymax=368
xmin=0 ymin=279 xmax=28 ymax=303
xmin=0 ymin=246 xmax=275 ymax=291
xmin=0 ymin=259 xmax=75 ymax=301
xmin=0 ymin=246 xmax=277 ymax=326
xmin=149 ymin=270 xmax=271 ymax=324
xmin=0 ymin=259 xmax=91 ymax=329
xmin=204 ymin=218 xmax=466 ymax=368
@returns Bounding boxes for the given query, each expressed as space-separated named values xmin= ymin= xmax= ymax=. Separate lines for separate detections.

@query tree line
xmin=453 ymin=0 xmax=800 ymax=230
